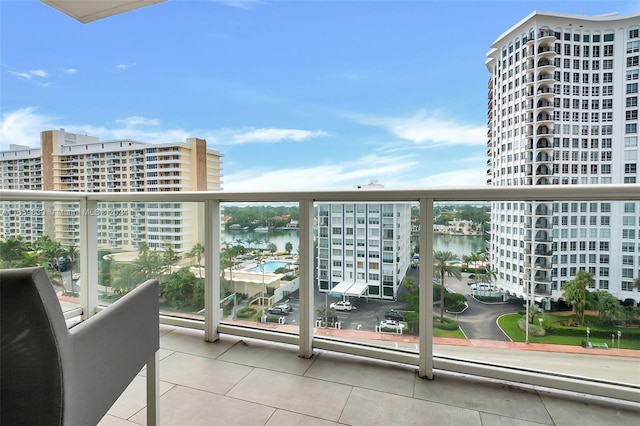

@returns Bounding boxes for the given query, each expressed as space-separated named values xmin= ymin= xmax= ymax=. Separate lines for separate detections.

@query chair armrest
xmin=61 ymin=279 xmax=159 ymax=425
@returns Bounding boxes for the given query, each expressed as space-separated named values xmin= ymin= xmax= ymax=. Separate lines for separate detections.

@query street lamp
xmin=259 ymin=259 xmax=266 ymax=308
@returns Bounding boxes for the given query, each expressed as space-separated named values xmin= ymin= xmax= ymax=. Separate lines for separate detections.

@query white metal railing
xmin=2 ymin=184 xmax=640 ymax=403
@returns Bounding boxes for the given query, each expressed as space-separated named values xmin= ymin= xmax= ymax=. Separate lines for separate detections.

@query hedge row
xmin=433 ymin=316 xmax=459 ymax=331
xmin=545 ymin=321 xmax=640 ymax=340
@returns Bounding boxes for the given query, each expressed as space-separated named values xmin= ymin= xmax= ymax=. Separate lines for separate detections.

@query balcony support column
xmin=419 ymin=198 xmax=434 ymax=379
xmin=298 ymin=198 xmax=314 ymax=358
xmin=80 ymin=197 xmax=98 ymax=319
xmin=204 ymin=200 xmax=220 ymax=342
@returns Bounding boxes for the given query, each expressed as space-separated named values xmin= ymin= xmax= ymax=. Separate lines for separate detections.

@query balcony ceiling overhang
xmin=40 ymin=0 xmax=166 ymax=23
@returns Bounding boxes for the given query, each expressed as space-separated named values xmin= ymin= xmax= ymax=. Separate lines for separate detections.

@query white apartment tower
xmin=486 ymin=11 xmax=640 ymax=307
xmin=0 ymin=129 xmax=223 ymax=252
xmin=317 ymin=181 xmax=412 ymax=300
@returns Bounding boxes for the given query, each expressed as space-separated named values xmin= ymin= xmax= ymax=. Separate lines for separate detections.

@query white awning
xmin=329 ymin=281 xmax=354 ymax=295
xmin=344 ymin=282 xmax=369 ymax=297
xmin=329 ymin=281 xmax=369 ymax=298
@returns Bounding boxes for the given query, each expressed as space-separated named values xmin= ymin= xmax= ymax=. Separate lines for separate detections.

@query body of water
xmin=247 ymin=261 xmax=290 ymax=273
xmin=222 ymin=230 xmax=484 ymax=258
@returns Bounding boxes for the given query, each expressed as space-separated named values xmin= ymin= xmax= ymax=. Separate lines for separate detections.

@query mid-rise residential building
xmin=486 ymin=11 xmax=640 ymax=307
xmin=317 ymin=181 xmax=412 ymax=300
xmin=0 ymin=129 xmax=223 ymax=252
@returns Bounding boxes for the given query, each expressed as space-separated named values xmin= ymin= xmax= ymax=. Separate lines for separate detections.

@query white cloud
xmin=409 ymin=168 xmax=488 ymax=187
xmin=66 ymin=68 xmax=78 ymax=74
xmin=353 ymin=109 xmax=486 ymax=146
xmin=116 ymin=63 xmax=135 ymax=71
xmin=212 ymin=0 xmax=262 ymax=9
xmin=223 ymin=154 xmax=418 ymax=191
xmin=29 ymin=69 xmax=48 ymax=78
xmin=0 ymin=108 xmax=56 ymax=149
xmin=9 ymin=71 xmax=32 ymax=80
xmin=115 ymin=116 xmax=160 ymax=127
xmin=226 ymin=128 xmax=328 ymax=145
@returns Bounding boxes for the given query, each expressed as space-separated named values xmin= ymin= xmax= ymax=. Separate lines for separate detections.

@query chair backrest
xmin=1 ymin=267 xmax=69 ymax=425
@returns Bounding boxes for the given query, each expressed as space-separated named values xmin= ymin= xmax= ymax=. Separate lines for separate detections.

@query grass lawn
xmin=433 ymin=327 xmax=466 ymax=339
xmin=498 ymin=313 xmax=640 ymax=350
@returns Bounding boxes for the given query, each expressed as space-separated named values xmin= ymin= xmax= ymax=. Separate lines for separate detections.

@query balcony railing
xmin=1 ymin=184 xmax=640 ymax=404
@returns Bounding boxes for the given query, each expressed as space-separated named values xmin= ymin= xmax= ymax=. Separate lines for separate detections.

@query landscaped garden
xmin=498 ymin=312 xmax=640 ymax=350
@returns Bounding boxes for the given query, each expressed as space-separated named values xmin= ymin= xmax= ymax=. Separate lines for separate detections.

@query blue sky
xmin=2 ymin=0 xmax=639 ymax=191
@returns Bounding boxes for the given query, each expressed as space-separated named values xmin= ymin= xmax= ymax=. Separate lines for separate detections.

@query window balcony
xmin=1 ymin=185 xmax=639 ymax=412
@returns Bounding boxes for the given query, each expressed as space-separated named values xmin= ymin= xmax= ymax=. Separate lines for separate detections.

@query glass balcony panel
xmin=313 ymin=200 xmax=419 ymax=352
xmin=219 ymin=202 xmax=300 ymax=335
xmin=0 ymin=199 xmax=81 ymax=314
xmin=98 ymin=201 xmax=205 ymax=320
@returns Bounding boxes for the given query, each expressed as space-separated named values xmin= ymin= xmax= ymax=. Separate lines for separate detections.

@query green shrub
xmin=236 ymin=307 xmax=257 ymax=319
xmin=517 ymin=318 xmax=546 ymax=336
xmin=433 ymin=316 xmax=459 ymax=330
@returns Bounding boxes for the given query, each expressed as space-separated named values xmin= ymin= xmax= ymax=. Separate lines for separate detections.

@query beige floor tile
xmin=227 ymin=368 xmax=352 ymax=422
xmin=479 ymin=412 xmax=551 ymax=426
xmin=98 ymin=414 xmax=142 ymax=426
xmin=305 ymin=351 xmax=416 ymax=397
xmin=159 ymin=351 xmax=252 ymax=394
xmin=413 ymin=373 xmax=552 ymax=424
xmin=540 ymin=394 xmax=640 ymax=426
xmin=160 ymin=327 xmax=237 ymax=358
xmin=217 ymin=339 xmax=314 ymax=375
xmin=129 ymin=385 xmax=275 ymax=426
xmin=265 ymin=409 xmax=343 ymax=426
xmin=340 ymin=387 xmax=482 ymax=425
xmin=106 ymin=375 xmax=174 ymax=420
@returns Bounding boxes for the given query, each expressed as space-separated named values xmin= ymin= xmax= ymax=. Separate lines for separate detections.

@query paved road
xmin=270 ymin=268 xmax=519 ymax=339
xmin=454 ymin=296 xmax=519 ymax=341
xmin=407 ymin=267 xmax=520 ymax=340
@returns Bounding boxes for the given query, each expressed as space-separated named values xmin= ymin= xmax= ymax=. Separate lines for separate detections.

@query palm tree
xmin=163 ymin=246 xmax=179 ymax=274
xmin=633 ymin=276 xmax=640 ymax=292
xmin=562 ymin=269 xmax=594 ymax=326
xmin=65 ymin=245 xmax=78 ymax=293
xmin=433 ymin=251 xmax=462 ymax=323
xmin=188 ymin=243 xmax=205 ymax=278
xmin=35 ymin=236 xmax=66 ymax=291
xmin=0 ymin=236 xmax=30 ymax=267
xmin=462 ymin=254 xmax=471 ymax=270
xmin=476 ymin=265 xmax=498 ymax=286
xmin=111 ymin=263 xmax=145 ymax=295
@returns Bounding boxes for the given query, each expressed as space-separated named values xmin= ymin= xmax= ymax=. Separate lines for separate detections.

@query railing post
xmin=298 ymin=198 xmax=314 ymax=358
xmin=80 ymin=197 xmax=98 ymax=319
xmin=204 ymin=200 xmax=220 ymax=342
xmin=419 ymin=198 xmax=434 ymax=379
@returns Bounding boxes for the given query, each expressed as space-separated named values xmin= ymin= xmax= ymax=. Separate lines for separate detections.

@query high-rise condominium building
xmin=486 ymin=11 xmax=639 ymax=308
xmin=0 ymin=129 xmax=223 ymax=252
xmin=317 ymin=181 xmax=412 ymax=300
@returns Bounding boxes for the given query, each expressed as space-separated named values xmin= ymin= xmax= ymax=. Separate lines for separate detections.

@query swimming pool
xmin=248 ymin=261 xmax=290 ymax=273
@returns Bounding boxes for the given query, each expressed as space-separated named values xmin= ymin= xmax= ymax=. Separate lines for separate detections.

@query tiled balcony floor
xmin=99 ymin=325 xmax=640 ymax=426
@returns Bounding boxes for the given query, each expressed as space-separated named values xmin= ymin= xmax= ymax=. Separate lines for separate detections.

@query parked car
xmin=468 ymin=274 xmax=476 ymax=279
xmin=267 ymin=306 xmax=289 ymax=315
xmin=273 ymin=303 xmax=293 ymax=313
xmin=330 ymin=301 xmax=353 ymax=311
xmin=379 ymin=320 xmax=406 ymax=331
xmin=470 ymin=283 xmax=496 ymax=291
xmin=384 ymin=310 xmax=404 ymax=321
xmin=72 ymin=273 xmax=80 ymax=281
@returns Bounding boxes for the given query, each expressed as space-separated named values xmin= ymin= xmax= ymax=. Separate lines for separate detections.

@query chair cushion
xmin=1 ymin=267 xmax=64 ymax=425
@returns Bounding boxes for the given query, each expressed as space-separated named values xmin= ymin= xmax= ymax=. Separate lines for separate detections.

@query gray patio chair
xmin=0 ymin=267 xmax=159 ymax=425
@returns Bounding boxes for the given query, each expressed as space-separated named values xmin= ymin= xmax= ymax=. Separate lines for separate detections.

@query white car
xmin=330 ymin=301 xmax=353 ymax=311
xmin=470 ymin=283 xmax=496 ymax=291
xmin=379 ymin=320 xmax=407 ymax=331
xmin=72 ymin=272 xmax=80 ymax=281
